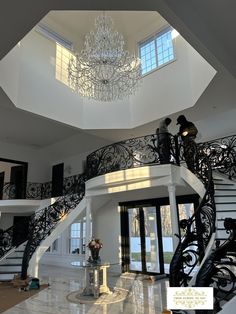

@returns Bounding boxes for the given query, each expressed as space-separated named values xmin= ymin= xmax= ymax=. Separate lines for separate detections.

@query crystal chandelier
xmin=68 ymin=14 xmax=141 ymax=102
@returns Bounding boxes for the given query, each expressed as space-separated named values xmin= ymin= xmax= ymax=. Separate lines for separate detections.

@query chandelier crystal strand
xmin=68 ymin=15 xmax=141 ymax=102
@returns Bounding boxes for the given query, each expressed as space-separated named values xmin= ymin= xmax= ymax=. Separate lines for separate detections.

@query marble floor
xmin=2 ymin=265 xmax=169 ymax=314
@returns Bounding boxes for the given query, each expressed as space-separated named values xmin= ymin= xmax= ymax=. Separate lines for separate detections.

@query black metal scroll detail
xmin=26 ymin=183 xmax=43 ymax=199
xmin=21 ymin=174 xmax=86 ymax=279
xmin=198 ymin=135 xmax=236 ymax=180
xmin=2 ymin=183 xmax=17 ymax=199
xmin=169 ymin=153 xmax=216 ymax=287
xmin=195 ymin=218 xmax=236 ymax=313
xmin=0 ymin=226 xmax=13 ymax=258
xmin=2 ymin=174 xmax=86 ymax=200
xmin=86 ymin=134 xmax=179 ymax=179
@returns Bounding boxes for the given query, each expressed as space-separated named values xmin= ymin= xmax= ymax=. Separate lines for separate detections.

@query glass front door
xmin=120 ymin=195 xmax=198 ymax=275
xmin=128 ymin=206 xmax=163 ymax=274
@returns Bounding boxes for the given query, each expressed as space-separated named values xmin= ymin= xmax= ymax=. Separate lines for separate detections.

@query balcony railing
xmin=1 ymin=174 xmax=82 ymax=200
xmin=86 ymin=133 xmax=180 ymax=179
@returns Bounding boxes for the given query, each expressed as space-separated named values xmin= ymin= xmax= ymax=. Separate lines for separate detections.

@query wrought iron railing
xmin=1 ymin=132 xmax=235 ymax=285
xmin=86 ymin=133 xmax=236 ymax=180
xmin=21 ymin=174 xmax=86 ymax=279
xmin=169 ymin=150 xmax=216 ymax=286
xmin=2 ymin=174 xmax=83 ymax=200
xmin=0 ymin=226 xmax=14 ymax=259
xmin=86 ymin=133 xmax=180 ymax=179
xmin=0 ymin=215 xmax=31 ymax=260
xmin=195 ymin=218 xmax=236 ymax=313
xmin=197 ymin=134 xmax=236 ymax=180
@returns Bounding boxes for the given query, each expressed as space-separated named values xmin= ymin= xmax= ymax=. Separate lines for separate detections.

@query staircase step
xmin=215 ymin=197 xmax=236 ymax=203
xmin=215 ymin=203 xmax=236 ymax=211
xmin=216 ymin=230 xmax=231 ymax=239
xmin=5 ymin=257 xmax=23 ymax=264
xmin=13 ymin=252 xmax=24 ymax=258
xmin=0 ymin=270 xmax=21 ymax=274
xmin=214 ymin=183 xmax=235 ymax=186
xmin=215 ymin=189 xmax=236 ymax=196
xmin=0 ymin=265 xmax=21 ymax=272
xmin=0 ymin=273 xmax=15 ymax=281
xmin=216 ymin=209 xmax=236 ymax=212
xmin=216 ymin=212 xmax=236 ymax=222
xmin=216 ymin=202 xmax=236 ymax=204
xmin=215 ymin=195 xmax=236 ymax=198
xmin=0 ymin=264 xmax=22 ymax=266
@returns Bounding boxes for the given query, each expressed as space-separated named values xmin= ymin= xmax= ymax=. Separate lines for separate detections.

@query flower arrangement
xmin=87 ymin=238 xmax=103 ymax=250
xmin=87 ymin=238 xmax=103 ymax=263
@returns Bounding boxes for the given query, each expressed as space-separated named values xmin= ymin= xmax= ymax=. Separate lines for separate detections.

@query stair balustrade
xmin=1 ymin=132 xmax=236 ymax=300
xmin=169 ymin=152 xmax=216 ymax=287
xmin=20 ymin=174 xmax=86 ymax=279
xmin=195 ymin=218 xmax=236 ymax=313
xmin=0 ymin=226 xmax=13 ymax=259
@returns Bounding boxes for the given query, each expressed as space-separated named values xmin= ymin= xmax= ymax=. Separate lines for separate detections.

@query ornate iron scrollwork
xmin=198 ymin=135 xmax=236 ymax=180
xmin=1 ymin=133 xmax=234 ymax=290
xmin=86 ymin=133 xmax=180 ymax=179
xmin=21 ymin=174 xmax=86 ymax=279
xmin=169 ymin=152 xmax=216 ymax=287
xmin=195 ymin=218 xmax=236 ymax=313
xmin=0 ymin=227 xmax=13 ymax=258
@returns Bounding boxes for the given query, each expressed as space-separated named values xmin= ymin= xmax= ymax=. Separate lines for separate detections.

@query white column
xmin=85 ymin=197 xmax=92 ymax=260
xmin=168 ymin=184 xmax=180 ymax=251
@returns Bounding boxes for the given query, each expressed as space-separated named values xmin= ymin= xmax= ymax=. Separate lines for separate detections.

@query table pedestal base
xmin=83 ymin=264 xmax=111 ymax=298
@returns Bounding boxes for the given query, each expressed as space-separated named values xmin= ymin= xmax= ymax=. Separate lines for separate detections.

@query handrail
xmin=2 ymin=132 xmax=234 ymax=284
xmin=0 ymin=216 xmax=30 ymax=259
xmin=1 ymin=133 xmax=235 ymax=200
xmin=21 ymin=174 xmax=86 ymax=279
xmin=86 ymin=133 xmax=179 ymax=179
xmin=195 ymin=218 xmax=236 ymax=312
xmin=197 ymin=135 xmax=236 ymax=179
xmin=1 ymin=174 xmax=84 ymax=200
xmin=169 ymin=150 xmax=216 ymax=286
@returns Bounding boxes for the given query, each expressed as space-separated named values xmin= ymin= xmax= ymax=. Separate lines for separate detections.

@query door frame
xmin=0 ymin=157 xmax=28 ymax=199
xmin=120 ymin=194 xmax=199 ymax=275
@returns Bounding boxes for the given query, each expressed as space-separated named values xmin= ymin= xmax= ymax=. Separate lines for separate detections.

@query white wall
xmin=130 ymin=34 xmax=216 ymax=127
xmin=0 ymin=43 xmax=21 ymax=105
xmin=41 ymin=132 xmax=111 ymax=177
xmin=93 ymin=200 xmax=121 ymax=269
xmin=0 ymin=23 xmax=215 ymax=130
xmin=0 ymin=140 xmax=50 ymax=182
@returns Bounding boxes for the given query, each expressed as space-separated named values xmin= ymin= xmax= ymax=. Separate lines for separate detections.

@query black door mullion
xmin=156 ymin=206 xmax=164 ymax=274
xmin=139 ymin=207 xmax=147 ymax=273
xmin=120 ymin=206 xmax=130 ymax=273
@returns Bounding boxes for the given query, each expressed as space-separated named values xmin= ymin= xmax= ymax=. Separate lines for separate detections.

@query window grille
xmin=139 ymin=27 xmax=175 ymax=76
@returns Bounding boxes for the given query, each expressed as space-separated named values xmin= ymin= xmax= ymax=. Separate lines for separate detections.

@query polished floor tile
xmin=2 ymin=265 xmax=169 ymax=314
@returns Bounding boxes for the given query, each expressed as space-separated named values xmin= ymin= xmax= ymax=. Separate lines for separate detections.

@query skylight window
xmin=35 ymin=24 xmax=75 ymax=88
xmin=139 ymin=27 xmax=175 ymax=76
xmin=56 ymin=43 xmax=74 ymax=87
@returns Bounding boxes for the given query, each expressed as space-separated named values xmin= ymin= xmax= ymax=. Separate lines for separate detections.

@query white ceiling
xmin=0 ymin=3 xmax=235 ymax=154
xmin=41 ymin=11 xmax=163 ymax=48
